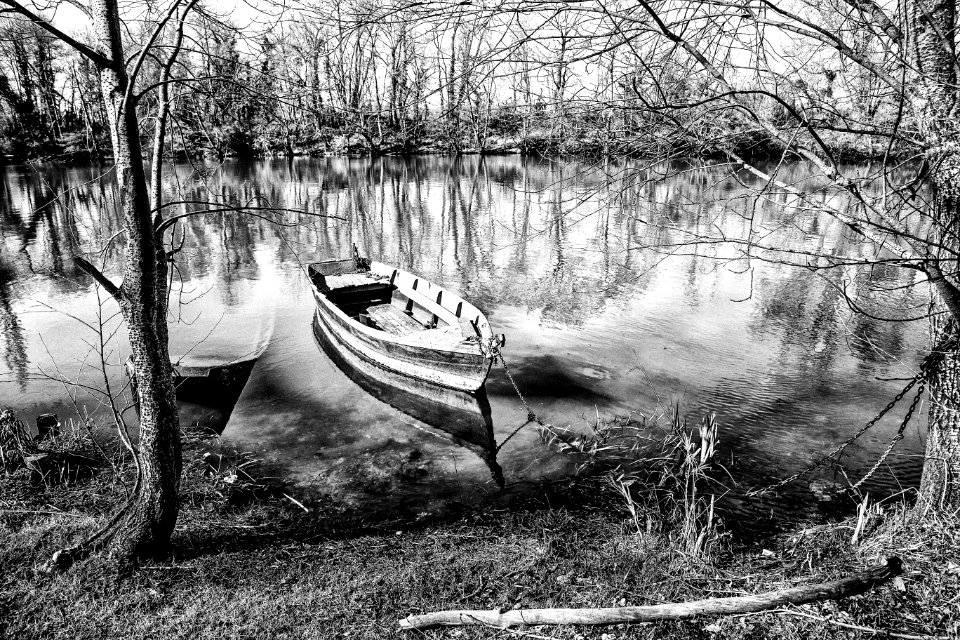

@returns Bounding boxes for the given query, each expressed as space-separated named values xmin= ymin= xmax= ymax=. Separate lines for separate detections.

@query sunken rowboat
xmin=308 ymin=256 xmax=499 ymax=393
xmin=125 ymin=354 xmax=260 ymax=406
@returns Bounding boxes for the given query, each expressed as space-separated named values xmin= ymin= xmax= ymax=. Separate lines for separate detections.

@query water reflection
xmin=0 ymin=156 xmax=928 ymax=529
xmin=0 ymin=260 xmax=28 ymax=391
xmin=312 ymin=313 xmax=504 ymax=488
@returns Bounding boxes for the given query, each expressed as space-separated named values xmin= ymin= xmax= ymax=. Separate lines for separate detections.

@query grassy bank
xmin=1 ymin=423 xmax=957 ymax=639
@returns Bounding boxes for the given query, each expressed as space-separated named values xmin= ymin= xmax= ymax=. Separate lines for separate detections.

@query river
xmin=0 ymin=155 xmax=928 ymax=531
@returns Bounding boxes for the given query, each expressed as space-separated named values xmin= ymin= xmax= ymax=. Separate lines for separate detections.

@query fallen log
xmin=398 ymin=557 xmax=902 ymax=631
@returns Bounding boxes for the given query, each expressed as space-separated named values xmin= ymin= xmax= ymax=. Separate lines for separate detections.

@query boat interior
xmin=309 ymin=260 xmax=467 ymax=340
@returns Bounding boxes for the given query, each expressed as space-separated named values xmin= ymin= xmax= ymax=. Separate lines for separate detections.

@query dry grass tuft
xmin=539 ymin=405 xmax=728 ymax=560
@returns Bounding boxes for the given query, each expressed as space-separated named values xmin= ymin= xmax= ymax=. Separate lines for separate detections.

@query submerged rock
xmin=809 ymin=479 xmax=845 ymax=502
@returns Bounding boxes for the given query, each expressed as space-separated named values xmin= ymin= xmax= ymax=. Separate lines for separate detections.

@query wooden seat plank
xmin=366 ymin=304 xmax=426 ymax=337
xmin=325 ymin=272 xmax=383 ymax=290
xmin=406 ymin=327 xmax=466 ymax=349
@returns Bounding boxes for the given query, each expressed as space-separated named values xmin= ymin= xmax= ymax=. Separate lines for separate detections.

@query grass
xmin=1 ymin=412 xmax=958 ymax=640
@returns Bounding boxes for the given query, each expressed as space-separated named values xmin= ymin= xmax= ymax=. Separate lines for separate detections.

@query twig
xmin=748 ymin=607 xmax=951 ymax=640
xmin=281 ymin=493 xmax=310 ymax=513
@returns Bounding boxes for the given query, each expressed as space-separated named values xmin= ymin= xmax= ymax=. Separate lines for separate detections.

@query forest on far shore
xmin=0 ymin=1 xmax=904 ymax=163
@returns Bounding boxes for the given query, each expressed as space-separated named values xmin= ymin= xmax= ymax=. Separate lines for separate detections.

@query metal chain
xmin=747 ymin=363 xmax=927 ymax=496
xmin=489 ymin=336 xmax=951 ymax=496
xmin=748 ymin=339 xmax=957 ymax=497
xmin=497 ymin=353 xmax=537 ymax=425
xmin=485 ymin=343 xmax=555 ymax=452
xmin=849 ymin=379 xmax=926 ymax=492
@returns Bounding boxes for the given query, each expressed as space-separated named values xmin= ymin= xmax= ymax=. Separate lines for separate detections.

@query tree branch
xmin=0 ymin=0 xmax=110 ymax=67
xmin=73 ymin=257 xmax=123 ymax=303
xmin=634 ymin=0 xmax=840 ymax=178
xmin=399 ymin=558 xmax=902 ymax=630
xmin=841 ymin=0 xmax=903 ymax=42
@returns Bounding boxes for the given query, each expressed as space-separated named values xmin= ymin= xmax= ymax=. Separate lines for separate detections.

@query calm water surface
xmin=0 ymin=156 xmax=927 ymax=530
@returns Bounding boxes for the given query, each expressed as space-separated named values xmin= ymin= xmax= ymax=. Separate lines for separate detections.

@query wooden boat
xmin=308 ymin=254 xmax=499 ymax=393
xmin=125 ymin=355 xmax=259 ymax=434
xmin=126 ymin=355 xmax=259 ymax=402
xmin=168 ymin=356 xmax=259 ymax=405
xmin=125 ymin=351 xmax=260 ymax=413
xmin=312 ymin=313 xmax=504 ymax=487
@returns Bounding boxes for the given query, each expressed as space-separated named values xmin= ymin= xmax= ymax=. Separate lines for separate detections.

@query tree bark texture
xmin=90 ymin=0 xmax=181 ymax=560
xmin=922 ymin=157 xmax=960 ymax=512
xmin=911 ymin=0 xmax=960 ymax=512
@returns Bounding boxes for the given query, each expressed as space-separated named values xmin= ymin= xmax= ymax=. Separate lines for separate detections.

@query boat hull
xmin=309 ymin=261 xmax=494 ymax=393
xmin=125 ymin=355 xmax=259 ymax=434
xmin=311 ymin=313 xmax=503 ymax=485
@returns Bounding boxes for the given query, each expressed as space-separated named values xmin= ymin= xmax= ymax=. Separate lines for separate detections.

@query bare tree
xmin=0 ymin=0 xmax=198 ymax=565
xmin=625 ymin=0 xmax=960 ymax=513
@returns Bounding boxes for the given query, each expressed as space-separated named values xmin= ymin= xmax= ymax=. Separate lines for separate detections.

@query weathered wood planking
xmin=325 ymin=272 xmax=384 ymax=290
xmin=309 ymin=258 xmax=494 ymax=392
xmin=366 ymin=304 xmax=425 ymax=337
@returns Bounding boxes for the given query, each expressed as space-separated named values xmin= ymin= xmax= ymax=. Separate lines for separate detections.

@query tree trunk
xmin=921 ymin=156 xmax=960 ymax=512
xmin=90 ymin=0 xmax=181 ymax=561
xmin=924 ymin=303 xmax=960 ymax=512
xmin=912 ymin=0 xmax=960 ymax=512
xmin=447 ymin=19 xmax=460 ymax=145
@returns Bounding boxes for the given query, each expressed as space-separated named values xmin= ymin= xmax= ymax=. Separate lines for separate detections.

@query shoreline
xmin=1 ymin=431 xmax=956 ymax=639
xmin=1 ymin=135 xmax=911 ymax=168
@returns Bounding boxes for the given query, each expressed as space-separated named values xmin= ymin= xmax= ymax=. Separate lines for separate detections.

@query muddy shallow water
xmin=0 ymin=156 xmax=928 ymax=531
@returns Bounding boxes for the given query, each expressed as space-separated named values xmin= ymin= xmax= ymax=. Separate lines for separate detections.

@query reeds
xmin=676 ymin=412 xmax=720 ymax=557
xmin=539 ymin=405 xmax=726 ymax=559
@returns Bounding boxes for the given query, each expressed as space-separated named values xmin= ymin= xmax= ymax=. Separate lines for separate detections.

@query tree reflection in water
xmin=0 ymin=157 xmax=930 ymax=528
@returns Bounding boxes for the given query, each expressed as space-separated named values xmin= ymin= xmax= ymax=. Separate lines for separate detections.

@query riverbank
xmin=1 ymin=127 xmax=907 ymax=166
xmin=1 ymin=425 xmax=956 ymax=639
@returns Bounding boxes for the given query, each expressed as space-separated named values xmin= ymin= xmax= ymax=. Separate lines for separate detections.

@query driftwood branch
xmin=74 ymin=257 xmax=123 ymax=303
xmin=398 ymin=558 xmax=902 ymax=631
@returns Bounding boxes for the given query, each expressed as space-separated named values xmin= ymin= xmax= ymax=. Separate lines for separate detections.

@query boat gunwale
xmin=313 ymin=306 xmax=488 ymax=392
xmin=308 ymin=260 xmax=493 ymax=358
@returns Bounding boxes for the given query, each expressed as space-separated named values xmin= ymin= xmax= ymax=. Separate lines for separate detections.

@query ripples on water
xmin=0 ymin=156 xmax=928 ymax=531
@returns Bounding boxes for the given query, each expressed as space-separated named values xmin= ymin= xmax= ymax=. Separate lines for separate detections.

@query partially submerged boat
xmin=168 ymin=356 xmax=259 ymax=405
xmin=125 ymin=354 xmax=260 ymax=434
xmin=312 ymin=312 xmax=504 ymax=487
xmin=126 ymin=354 xmax=260 ymax=402
xmin=308 ymin=254 xmax=499 ymax=393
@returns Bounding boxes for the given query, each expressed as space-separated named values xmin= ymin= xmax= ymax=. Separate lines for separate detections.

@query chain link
xmin=849 ymin=379 xmax=926 ymax=492
xmin=748 ymin=339 xmax=954 ymax=497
